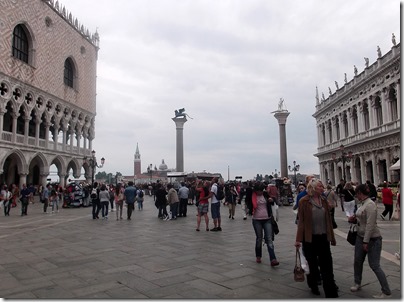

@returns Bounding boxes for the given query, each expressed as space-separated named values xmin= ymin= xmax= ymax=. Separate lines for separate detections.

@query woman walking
xmin=195 ymin=180 xmax=210 ymax=231
xmin=295 ymin=178 xmax=338 ymax=298
xmin=115 ymin=185 xmax=124 ymax=220
xmin=325 ymin=184 xmax=338 ymax=229
xmin=50 ymin=189 xmax=59 ymax=213
xmin=348 ymin=184 xmax=391 ymax=298
xmin=2 ymin=184 xmax=12 ymax=216
xmin=252 ymin=183 xmax=279 ymax=267
xmin=99 ymin=184 xmax=110 ymax=219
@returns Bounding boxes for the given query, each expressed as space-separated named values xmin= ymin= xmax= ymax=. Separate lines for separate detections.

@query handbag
xmin=271 ymin=216 xmax=279 ymax=235
xmin=346 ymin=224 xmax=357 ymax=245
xmin=294 ymin=248 xmax=305 ymax=282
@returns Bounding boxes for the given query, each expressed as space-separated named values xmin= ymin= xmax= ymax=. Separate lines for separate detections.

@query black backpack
xmin=215 ymin=184 xmax=225 ymax=200
xmin=139 ymin=190 xmax=144 ymax=198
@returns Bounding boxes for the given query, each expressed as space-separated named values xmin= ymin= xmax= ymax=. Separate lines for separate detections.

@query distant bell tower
xmin=134 ymin=143 xmax=141 ymax=177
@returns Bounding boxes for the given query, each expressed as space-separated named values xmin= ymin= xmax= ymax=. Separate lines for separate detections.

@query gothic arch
xmin=50 ymin=155 xmax=66 ymax=177
xmin=27 ymin=152 xmax=48 ymax=186
xmin=66 ymin=158 xmax=81 ymax=179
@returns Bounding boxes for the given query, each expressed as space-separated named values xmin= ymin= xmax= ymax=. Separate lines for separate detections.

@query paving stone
xmin=0 ymin=196 xmax=400 ymax=299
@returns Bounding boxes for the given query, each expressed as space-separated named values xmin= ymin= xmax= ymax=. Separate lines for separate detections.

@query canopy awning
xmin=389 ymin=159 xmax=400 ymax=171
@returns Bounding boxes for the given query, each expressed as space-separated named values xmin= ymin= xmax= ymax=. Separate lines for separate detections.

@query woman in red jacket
xmin=380 ymin=183 xmax=394 ymax=220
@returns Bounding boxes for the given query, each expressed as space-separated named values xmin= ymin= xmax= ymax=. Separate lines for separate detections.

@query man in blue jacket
xmin=124 ymin=181 xmax=137 ymax=220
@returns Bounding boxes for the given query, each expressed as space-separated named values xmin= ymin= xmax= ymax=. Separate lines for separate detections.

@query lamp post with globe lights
xmin=332 ymin=144 xmax=353 ymax=182
xmin=84 ymin=150 xmax=105 ymax=187
xmin=288 ymin=161 xmax=300 ymax=187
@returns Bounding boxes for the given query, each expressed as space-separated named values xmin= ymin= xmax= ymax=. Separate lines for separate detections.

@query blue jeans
xmin=252 ymin=219 xmax=276 ymax=261
xmin=101 ymin=201 xmax=109 ymax=217
xmin=170 ymin=202 xmax=179 ymax=218
xmin=354 ymin=235 xmax=391 ymax=295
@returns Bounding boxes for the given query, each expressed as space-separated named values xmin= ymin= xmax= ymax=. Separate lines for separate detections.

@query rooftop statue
xmin=354 ymin=65 xmax=358 ymax=76
xmin=392 ymin=33 xmax=397 ymax=46
xmin=364 ymin=57 xmax=369 ymax=68
xmin=377 ymin=46 xmax=382 ymax=58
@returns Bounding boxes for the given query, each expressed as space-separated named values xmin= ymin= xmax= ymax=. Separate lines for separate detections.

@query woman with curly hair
xmin=295 ymin=178 xmax=338 ymax=298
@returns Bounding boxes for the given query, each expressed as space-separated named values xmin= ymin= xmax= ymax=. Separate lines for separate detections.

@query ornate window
xmin=12 ymin=25 xmax=29 ymax=63
xmin=343 ymin=113 xmax=349 ymax=138
xmin=64 ymin=58 xmax=74 ymax=88
xmin=363 ymin=102 xmax=370 ymax=130
xmin=389 ymin=87 xmax=398 ymax=121
xmin=352 ymin=107 xmax=358 ymax=134
xmin=375 ymin=97 xmax=383 ymax=126
xmin=335 ymin=117 xmax=340 ymax=141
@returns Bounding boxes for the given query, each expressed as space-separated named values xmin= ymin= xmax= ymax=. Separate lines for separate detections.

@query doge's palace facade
xmin=313 ymin=37 xmax=400 ymax=186
xmin=0 ymin=0 xmax=99 ymax=187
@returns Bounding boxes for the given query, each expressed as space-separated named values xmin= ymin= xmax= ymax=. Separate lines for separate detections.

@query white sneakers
xmin=351 ymin=284 xmax=392 ymax=298
xmin=350 ymin=284 xmax=361 ymax=292
xmin=372 ymin=293 xmax=392 ymax=299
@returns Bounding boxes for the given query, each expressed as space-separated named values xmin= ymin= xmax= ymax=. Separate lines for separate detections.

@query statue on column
xmin=392 ymin=33 xmax=397 ymax=46
xmin=334 ymin=81 xmax=339 ymax=90
xmin=344 ymin=73 xmax=348 ymax=84
xmin=278 ymin=98 xmax=285 ymax=111
xmin=174 ymin=108 xmax=193 ymax=119
xmin=354 ymin=65 xmax=358 ymax=76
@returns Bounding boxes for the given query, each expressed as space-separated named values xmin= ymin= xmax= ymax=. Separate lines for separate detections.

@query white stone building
xmin=313 ymin=38 xmax=400 ymax=186
xmin=0 ymin=0 xmax=99 ymax=187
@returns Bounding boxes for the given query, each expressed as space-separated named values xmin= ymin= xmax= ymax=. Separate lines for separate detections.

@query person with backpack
xmin=137 ymin=188 xmax=144 ymax=210
xmin=91 ymin=182 xmax=101 ymax=219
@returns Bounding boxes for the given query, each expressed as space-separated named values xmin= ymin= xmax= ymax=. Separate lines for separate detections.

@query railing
xmin=1 ymin=131 xmax=90 ymax=156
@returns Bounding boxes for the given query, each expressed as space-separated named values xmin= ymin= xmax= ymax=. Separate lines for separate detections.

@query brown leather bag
xmin=294 ymin=248 xmax=305 ymax=282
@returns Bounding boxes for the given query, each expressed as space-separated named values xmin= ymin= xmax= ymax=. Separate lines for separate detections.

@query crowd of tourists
xmin=0 ymin=175 xmax=399 ymax=298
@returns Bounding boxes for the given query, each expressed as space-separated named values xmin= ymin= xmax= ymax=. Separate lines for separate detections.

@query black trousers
xmin=127 ymin=203 xmax=134 ymax=219
xmin=92 ymin=200 xmax=100 ymax=218
xmin=382 ymin=204 xmax=393 ymax=220
xmin=303 ymin=234 xmax=338 ymax=298
xmin=179 ymin=198 xmax=188 ymax=217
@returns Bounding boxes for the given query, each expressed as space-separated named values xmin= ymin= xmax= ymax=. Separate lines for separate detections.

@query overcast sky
xmin=62 ymin=0 xmax=400 ymax=181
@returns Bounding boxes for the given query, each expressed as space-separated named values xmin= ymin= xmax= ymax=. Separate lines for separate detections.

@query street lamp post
xmin=84 ymin=150 xmax=105 ymax=187
xmin=332 ymin=144 xmax=353 ymax=182
xmin=288 ymin=160 xmax=300 ymax=187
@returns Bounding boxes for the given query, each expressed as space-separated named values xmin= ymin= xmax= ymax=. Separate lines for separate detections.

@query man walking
xmin=124 ymin=181 xmax=136 ymax=220
xmin=42 ymin=184 xmax=50 ymax=213
xmin=20 ymin=184 xmax=30 ymax=216
xmin=205 ymin=177 xmax=222 ymax=231
xmin=178 ymin=182 xmax=189 ymax=217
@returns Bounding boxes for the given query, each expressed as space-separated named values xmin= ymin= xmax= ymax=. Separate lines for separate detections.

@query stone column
xmin=380 ymin=90 xmax=389 ymax=124
xmin=0 ymin=108 xmax=5 ymax=141
xmin=172 ymin=116 xmax=188 ymax=172
xmin=24 ymin=116 xmax=30 ymax=144
xmin=369 ymin=95 xmax=376 ymax=129
xmin=273 ymin=111 xmax=290 ymax=178
xmin=359 ymin=155 xmax=366 ymax=184
xmin=395 ymin=80 xmax=401 ymax=119
xmin=35 ymin=116 xmax=41 ymax=147
xmin=12 ymin=112 xmax=18 ymax=143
